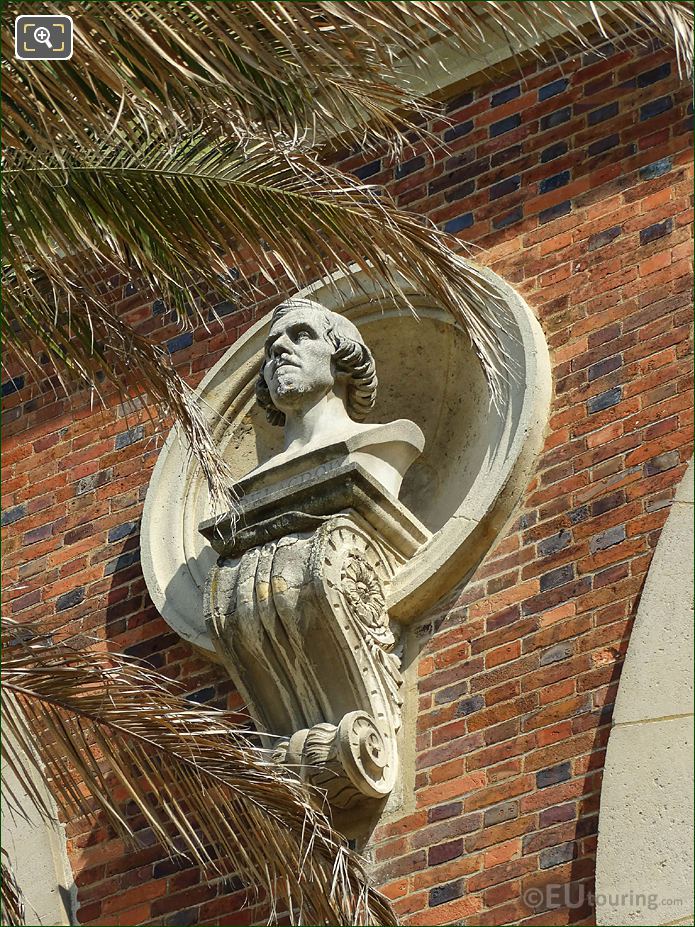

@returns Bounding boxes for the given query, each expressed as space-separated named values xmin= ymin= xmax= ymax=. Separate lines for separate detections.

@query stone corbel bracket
xmin=201 ymin=455 xmax=430 ymax=814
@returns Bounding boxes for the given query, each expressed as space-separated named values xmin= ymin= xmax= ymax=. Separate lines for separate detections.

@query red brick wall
xmin=2 ymin=34 xmax=693 ymax=927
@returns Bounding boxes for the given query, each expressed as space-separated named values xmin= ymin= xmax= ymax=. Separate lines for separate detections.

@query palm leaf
xmin=3 ymin=2 xmax=691 ymax=158
xmin=1 ymin=853 xmax=26 ymax=927
xmin=3 ymin=134 xmax=513 ymax=407
xmin=1 ymin=619 xmax=397 ymax=927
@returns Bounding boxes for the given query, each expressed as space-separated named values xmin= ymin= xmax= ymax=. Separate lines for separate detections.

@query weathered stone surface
xmin=596 ymin=459 xmax=694 ymax=926
xmin=141 ymin=266 xmax=550 ymax=650
xmin=201 ymin=298 xmax=431 ymax=817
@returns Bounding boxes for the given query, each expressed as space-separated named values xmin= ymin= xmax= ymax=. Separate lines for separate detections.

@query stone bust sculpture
xmin=199 ymin=296 xmax=431 ymax=820
xmin=252 ymin=297 xmax=424 ymax=498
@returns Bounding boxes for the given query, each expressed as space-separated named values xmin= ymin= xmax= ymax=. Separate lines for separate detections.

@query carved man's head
xmin=256 ymin=298 xmax=377 ymax=426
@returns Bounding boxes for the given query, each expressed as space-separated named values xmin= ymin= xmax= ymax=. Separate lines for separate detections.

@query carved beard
xmin=272 ymin=365 xmax=311 ymax=397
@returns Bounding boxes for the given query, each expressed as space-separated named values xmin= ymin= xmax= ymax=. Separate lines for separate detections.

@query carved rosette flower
xmin=341 ymin=551 xmax=386 ymax=631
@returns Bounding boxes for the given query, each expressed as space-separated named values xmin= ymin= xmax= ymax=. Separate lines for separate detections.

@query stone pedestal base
xmin=200 ymin=458 xmax=429 ymax=814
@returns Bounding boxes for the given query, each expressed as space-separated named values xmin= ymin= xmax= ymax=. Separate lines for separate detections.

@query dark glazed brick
xmin=208 ymin=300 xmax=237 ymax=321
xmin=539 ymin=78 xmax=569 ymax=101
xmin=588 ymin=225 xmax=621 ymax=251
xmin=435 ymin=680 xmax=469 ymax=705
xmin=56 ymin=587 xmax=85 ymax=612
xmin=430 ymin=880 xmax=464 ymax=906
xmin=152 ymin=299 xmax=166 ymax=316
xmin=108 ymin=520 xmax=139 ymax=543
xmin=523 ymin=578 xmax=592 ymax=616
xmin=539 ymin=200 xmax=571 ymax=224
xmin=540 ymin=107 xmax=571 ymax=130
xmin=1 ymin=504 xmax=26 ymax=527
xmin=588 ymin=134 xmax=619 ymax=157
xmin=395 ymin=155 xmax=425 ymax=178
xmin=490 ymin=175 xmax=521 ymax=200
xmin=640 ymin=95 xmax=673 ymax=120
xmin=445 ymin=91 xmax=474 ymax=113
xmin=637 ymin=62 xmax=671 ymax=87
xmin=167 ymin=332 xmax=194 ymax=354
xmin=429 ymin=157 xmax=489 ymax=194
xmin=540 ymin=564 xmax=574 ymax=592
xmin=491 ymin=144 xmax=522 ymax=167
xmin=588 ymin=354 xmax=622 ymax=381
xmin=123 ymin=282 xmax=137 ymax=297
xmin=540 ymin=842 xmax=577 ymax=869
xmin=592 ymin=490 xmax=626 ymax=517
xmin=153 ymin=858 xmax=190 ymax=879
xmin=588 ymin=386 xmax=621 ymax=413
xmin=429 ymin=802 xmax=462 ymax=823
xmin=115 ymin=424 xmax=145 ymax=450
xmin=2 ymin=376 xmax=25 ymax=397
xmin=538 ymin=529 xmax=571 ymax=557
xmin=353 ymin=159 xmax=381 ymax=180
xmin=76 ymin=469 xmax=111 ymax=496
xmin=428 ymin=839 xmax=463 ymax=866
xmin=645 ymin=450 xmax=680 ymax=476
xmin=124 ymin=632 xmax=179 ymax=662
xmin=569 ymin=506 xmax=589 ymax=524
xmin=540 ymin=642 xmax=573 ymax=666
xmin=166 ymin=910 xmax=199 ymax=927
xmin=493 ymin=207 xmax=523 ymax=229
xmin=444 ymin=213 xmax=473 ymax=234
xmin=581 ymin=43 xmax=614 ymax=65
xmin=590 ymin=525 xmax=626 ymax=553
xmin=587 ymin=102 xmax=618 ymax=125
xmin=484 ymin=801 xmax=517 ymax=826
xmin=639 ymin=157 xmax=672 ymax=180
xmin=537 ymin=762 xmax=571 ymax=789
xmin=540 ymin=141 xmax=568 ymax=163
xmin=640 ymin=218 xmax=673 ymax=245
xmin=23 ymin=524 xmax=52 ymax=545
xmin=187 ymin=686 xmax=215 ymax=704
xmin=492 ymin=84 xmax=520 ymax=106
xmin=490 ymin=113 xmax=521 ymax=137
xmin=457 ymin=695 xmax=485 ymax=716
xmin=443 ymin=120 xmax=473 ymax=143
xmin=540 ymin=804 xmax=576 ymax=828
xmin=444 ymin=180 xmax=474 ymax=203
xmin=104 ymin=549 xmax=141 ymax=576
xmin=539 ymin=170 xmax=570 ymax=193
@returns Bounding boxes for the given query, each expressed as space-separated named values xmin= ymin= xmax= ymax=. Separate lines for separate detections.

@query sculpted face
xmin=263 ymin=307 xmax=337 ymax=415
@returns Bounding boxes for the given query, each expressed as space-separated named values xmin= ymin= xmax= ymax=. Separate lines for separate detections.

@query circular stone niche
xmin=142 ymin=266 xmax=551 ymax=652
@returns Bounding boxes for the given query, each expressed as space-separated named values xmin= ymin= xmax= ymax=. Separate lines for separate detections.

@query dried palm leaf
xmin=1 ymin=853 xmax=26 ymax=927
xmin=1 ymin=618 xmax=397 ymax=927
xmin=3 ymin=1 xmax=691 ymax=499
xmin=3 ymin=133 xmax=513 ymax=410
xmin=2 ymin=2 xmax=691 ymax=159
xmin=2 ymin=263 xmax=238 ymax=515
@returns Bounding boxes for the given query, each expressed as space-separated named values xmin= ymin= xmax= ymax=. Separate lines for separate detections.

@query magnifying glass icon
xmin=33 ymin=26 xmax=53 ymax=49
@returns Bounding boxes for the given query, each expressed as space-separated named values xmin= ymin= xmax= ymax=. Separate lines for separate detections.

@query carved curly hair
xmin=256 ymin=298 xmax=378 ymax=426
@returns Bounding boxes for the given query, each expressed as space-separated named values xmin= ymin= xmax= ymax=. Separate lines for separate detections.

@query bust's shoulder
xmin=344 ymin=419 xmax=425 ymax=454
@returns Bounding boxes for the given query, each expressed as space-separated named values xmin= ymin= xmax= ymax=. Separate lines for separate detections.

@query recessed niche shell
xmin=141 ymin=266 xmax=551 ymax=652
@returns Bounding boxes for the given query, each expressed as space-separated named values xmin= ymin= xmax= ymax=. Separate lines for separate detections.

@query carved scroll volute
xmin=301 ymin=517 xmax=402 ymax=804
xmin=204 ymin=512 xmax=404 ymax=813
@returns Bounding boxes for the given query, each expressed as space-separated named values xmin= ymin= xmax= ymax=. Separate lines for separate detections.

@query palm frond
xmin=2 ymin=267 xmax=237 ymax=516
xmin=3 ymin=134 xmax=513 ymax=405
xmin=1 ymin=0 xmax=438 ymax=157
xmin=0 ymin=619 xmax=397 ymax=927
xmin=1 ymin=853 xmax=26 ymax=927
xmin=3 ymin=2 xmax=691 ymax=159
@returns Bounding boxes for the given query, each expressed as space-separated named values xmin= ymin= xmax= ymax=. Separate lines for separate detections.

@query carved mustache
xmin=270 ymin=357 xmax=301 ymax=372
